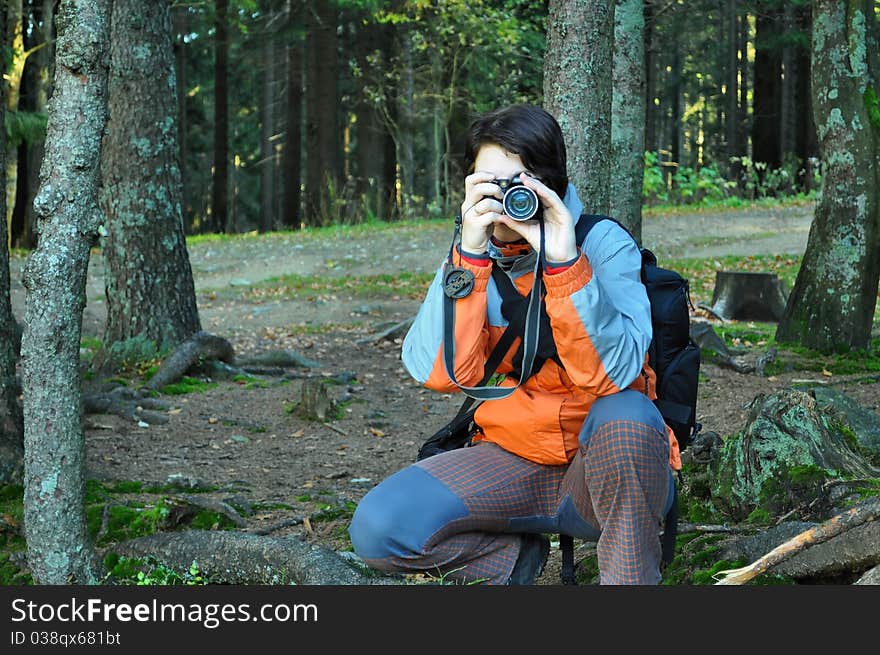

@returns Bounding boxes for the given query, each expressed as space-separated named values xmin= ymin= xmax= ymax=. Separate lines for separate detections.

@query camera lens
xmin=503 ymin=186 xmax=539 ymax=221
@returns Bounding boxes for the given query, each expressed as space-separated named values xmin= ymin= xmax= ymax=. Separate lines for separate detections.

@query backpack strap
xmin=490 ymin=263 xmax=563 ymax=376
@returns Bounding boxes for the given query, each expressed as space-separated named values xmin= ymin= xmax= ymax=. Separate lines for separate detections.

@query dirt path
xmin=7 ymin=202 xmax=812 ymax=342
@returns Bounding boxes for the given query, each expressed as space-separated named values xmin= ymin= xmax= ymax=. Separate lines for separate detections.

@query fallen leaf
xmin=303 ymin=517 xmax=313 ymax=535
xmin=822 ymin=368 xmax=833 ymax=377
xmin=369 ymin=427 xmax=385 ymax=437
xmin=169 ymin=408 xmax=183 ymax=415
xmin=291 ymin=428 xmax=305 ymax=438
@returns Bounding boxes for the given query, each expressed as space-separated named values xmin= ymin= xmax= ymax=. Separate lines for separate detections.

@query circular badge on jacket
xmin=443 ymin=267 xmax=475 ymax=299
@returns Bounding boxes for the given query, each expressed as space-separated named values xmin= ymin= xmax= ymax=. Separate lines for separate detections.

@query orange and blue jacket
xmin=402 ymin=214 xmax=681 ymax=470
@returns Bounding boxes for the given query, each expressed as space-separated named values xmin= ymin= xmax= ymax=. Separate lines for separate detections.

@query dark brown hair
xmin=463 ymin=104 xmax=568 ymax=198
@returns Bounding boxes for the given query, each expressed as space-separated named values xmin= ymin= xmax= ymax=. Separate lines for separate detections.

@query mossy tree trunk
xmin=100 ymin=0 xmax=201 ymax=356
xmin=21 ymin=0 xmax=111 ymax=584
xmin=0 ymin=3 xmax=25 ymax=485
xmin=609 ymin=0 xmax=645 ymax=243
xmin=776 ymin=0 xmax=880 ymax=351
xmin=544 ymin=0 xmax=615 ymax=215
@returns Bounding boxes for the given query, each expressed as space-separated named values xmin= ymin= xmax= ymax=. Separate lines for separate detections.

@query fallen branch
xmin=249 ymin=508 xmax=343 ymax=536
xmin=108 ymin=529 xmax=399 ymax=585
xmin=714 ymin=496 xmax=880 ymax=585
xmin=145 ymin=331 xmax=235 ymax=392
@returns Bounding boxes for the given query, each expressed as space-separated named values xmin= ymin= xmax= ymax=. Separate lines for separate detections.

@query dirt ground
xmin=9 ymin=201 xmax=880 ymax=584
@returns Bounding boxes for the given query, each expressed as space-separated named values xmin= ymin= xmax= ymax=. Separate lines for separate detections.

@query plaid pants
xmin=349 ymin=390 xmax=672 ymax=584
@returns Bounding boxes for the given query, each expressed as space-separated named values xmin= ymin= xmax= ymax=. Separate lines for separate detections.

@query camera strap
xmin=440 ymin=216 xmax=546 ymax=401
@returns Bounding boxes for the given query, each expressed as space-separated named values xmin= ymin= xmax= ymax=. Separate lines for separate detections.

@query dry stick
xmin=714 ymin=496 xmax=880 ymax=585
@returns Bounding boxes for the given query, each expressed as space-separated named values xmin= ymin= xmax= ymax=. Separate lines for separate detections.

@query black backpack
xmin=416 ymin=213 xmax=701 ymax=581
xmin=576 ymin=214 xmax=702 ymax=453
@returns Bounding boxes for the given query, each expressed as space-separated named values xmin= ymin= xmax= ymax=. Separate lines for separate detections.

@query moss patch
xmin=160 ymin=376 xmax=219 ymax=395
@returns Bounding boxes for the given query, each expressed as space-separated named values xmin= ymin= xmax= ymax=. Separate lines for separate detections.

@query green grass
xmin=160 ymin=375 xmax=219 ymax=395
xmin=245 ymin=270 xmax=435 ymax=301
xmin=643 ymin=192 xmax=817 ymax=217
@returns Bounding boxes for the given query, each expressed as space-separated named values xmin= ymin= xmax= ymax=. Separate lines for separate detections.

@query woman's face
xmin=472 ymin=143 xmax=533 ymax=242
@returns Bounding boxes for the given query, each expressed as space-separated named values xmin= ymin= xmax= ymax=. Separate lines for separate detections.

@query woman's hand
xmin=496 ymin=173 xmax=578 ymax=263
xmin=459 ymin=171 xmax=503 ymax=254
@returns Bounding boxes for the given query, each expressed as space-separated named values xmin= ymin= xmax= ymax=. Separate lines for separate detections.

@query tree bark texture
xmin=20 ymin=0 xmax=111 ymax=585
xmin=776 ymin=0 xmax=880 ymax=351
xmin=544 ymin=0 xmax=615 ymax=215
xmin=751 ymin=3 xmax=783 ymax=169
xmin=0 ymin=1 xmax=24 ymax=485
xmin=110 ymin=530 xmax=396 ymax=585
xmin=101 ymin=0 xmax=201 ymax=354
xmin=609 ymin=0 xmax=645 ymax=243
xmin=212 ymin=0 xmax=229 ymax=233
xmin=281 ymin=1 xmax=303 ymax=229
xmin=305 ymin=0 xmax=339 ymax=225
xmin=4 ymin=0 xmax=24 ymax=245
xmin=260 ymin=2 xmax=276 ymax=233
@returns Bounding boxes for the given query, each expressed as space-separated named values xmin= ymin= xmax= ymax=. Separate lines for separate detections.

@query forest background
xmin=0 ymin=0 xmax=879 ymax=587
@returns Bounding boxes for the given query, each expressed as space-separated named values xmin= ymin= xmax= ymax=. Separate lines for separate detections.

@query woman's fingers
xmin=519 ymin=172 xmax=566 ymax=215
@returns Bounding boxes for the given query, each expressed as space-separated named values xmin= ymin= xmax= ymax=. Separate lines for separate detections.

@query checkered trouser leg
xmin=353 ymin=416 xmax=669 ymax=585
xmin=578 ymin=419 xmax=671 ymax=584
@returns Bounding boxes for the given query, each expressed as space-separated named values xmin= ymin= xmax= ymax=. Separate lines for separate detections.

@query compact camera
xmin=493 ymin=176 xmax=542 ymax=222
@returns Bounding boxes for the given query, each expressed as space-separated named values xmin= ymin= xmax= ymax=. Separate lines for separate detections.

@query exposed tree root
xmin=108 ymin=530 xmax=400 ymax=585
xmin=82 ymin=386 xmax=170 ymax=425
xmin=145 ymin=331 xmax=235 ymax=391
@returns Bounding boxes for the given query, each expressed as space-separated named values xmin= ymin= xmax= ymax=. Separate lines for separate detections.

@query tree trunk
xmin=281 ymin=0 xmax=303 ymax=229
xmin=669 ymin=41 xmax=683 ymax=166
xmin=395 ymin=27 xmax=415 ymax=218
xmin=643 ymin=0 xmax=657 ymax=154
xmin=795 ymin=3 xmax=818 ymax=193
xmin=609 ymin=0 xmax=645 ymax=243
xmin=259 ymin=1 xmax=277 ymax=233
xmin=751 ymin=3 xmax=783 ymax=170
xmin=354 ymin=17 xmax=385 ymax=222
xmin=4 ymin=0 xmax=24 ymax=248
xmin=0 ymin=2 xmax=24 ymax=486
xmin=173 ymin=4 xmax=190 ymax=232
xmin=100 ymin=0 xmax=202 ymax=355
xmin=779 ymin=3 xmax=796 ymax=167
xmin=305 ymin=0 xmax=339 ymax=226
xmin=738 ymin=11 xmax=750 ymax=173
xmin=212 ymin=0 xmax=229 ymax=233
xmin=544 ymin=0 xmax=615 ymax=215
xmin=776 ymin=0 xmax=880 ymax=351
xmin=21 ymin=0 xmax=111 ymax=585
xmin=726 ymin=0 xmax=741 ymax=183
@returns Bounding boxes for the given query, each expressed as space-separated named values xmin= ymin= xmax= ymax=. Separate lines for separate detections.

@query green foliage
xmin=4 ymin=110 xmax=48 ymax=148
xmin=0 ymin=486 xmax=29 ymax=584
xmin=643 ymin=152 xmax=818 ymax=208
xmin=160 ymin=376 xmax=219 ymax=395
xmin=104 ymin=336 xmax=165 ymax=375
xmin=865 ymin=87 xmax=880 ymax=130
xmin=103 ymin=554 xmax=210 ymax=586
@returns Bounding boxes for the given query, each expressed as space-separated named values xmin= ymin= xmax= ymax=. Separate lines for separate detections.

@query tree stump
xmin=296 ymin=379 xmax=337 ymax=422
xmin=710 ymin=271 xmax=788 ymax=321
xmin=709 ymin=389 xmax=880 ymax=522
